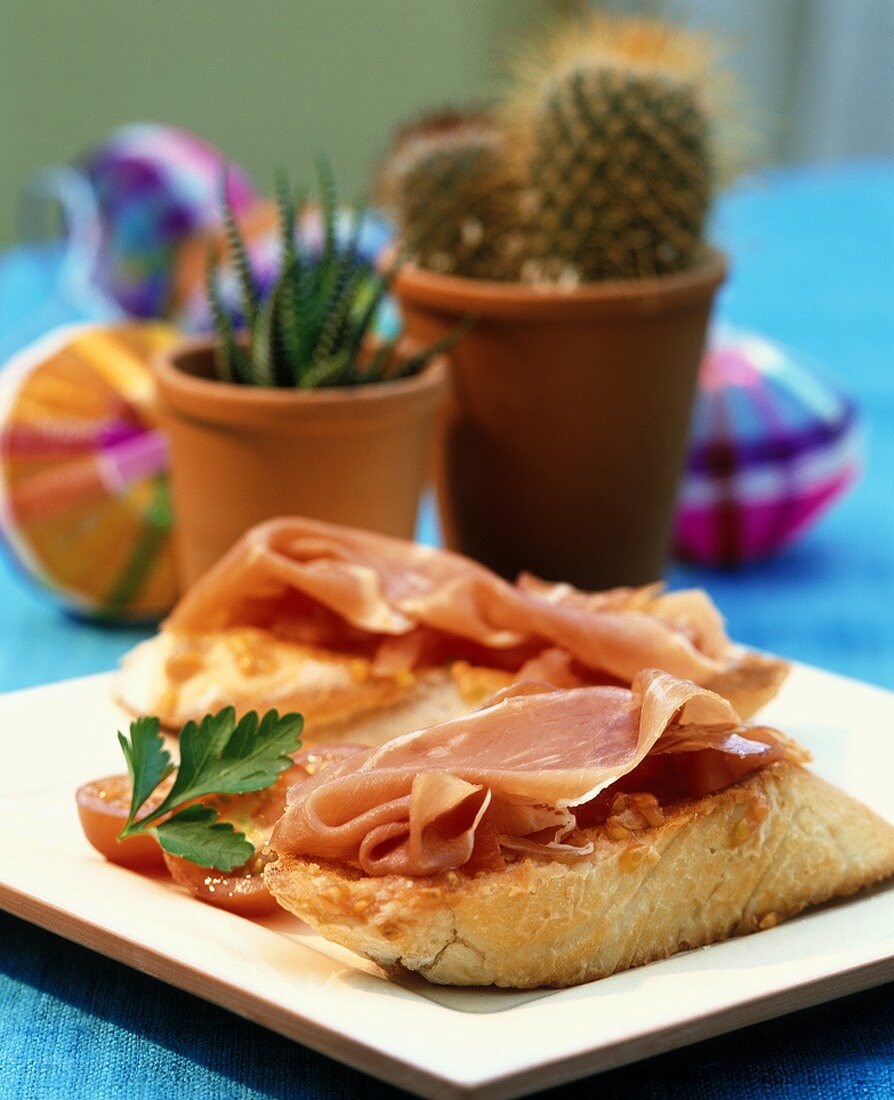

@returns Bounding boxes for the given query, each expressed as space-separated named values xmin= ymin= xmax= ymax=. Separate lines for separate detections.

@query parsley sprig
xmin=117 ymin=708 xmax=303 ymax=871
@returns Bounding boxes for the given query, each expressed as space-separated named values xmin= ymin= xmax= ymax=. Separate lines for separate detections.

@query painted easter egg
xmin=83 ymin=123 xmax=255 ymax=318
xmin=0 ymin=322 xmax=180 ymax=619
xmin=674 ymin=330 xmax=861 ymax=566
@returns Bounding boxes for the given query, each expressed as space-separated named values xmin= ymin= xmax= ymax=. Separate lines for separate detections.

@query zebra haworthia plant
xmin=206 ymin=162 xmax=466 ymax=388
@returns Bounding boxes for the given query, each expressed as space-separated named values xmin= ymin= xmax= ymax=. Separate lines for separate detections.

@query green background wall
xmin=0 ymin=0 xmax=562 ymax=243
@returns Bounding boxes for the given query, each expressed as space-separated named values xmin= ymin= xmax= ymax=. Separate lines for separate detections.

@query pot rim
xmin=390 ymin=247 xmax=728 ymax=320
xmin=154 ymin=335 xmax=448 ymax=424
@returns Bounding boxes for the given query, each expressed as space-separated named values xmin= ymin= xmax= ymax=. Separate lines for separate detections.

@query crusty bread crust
xmin=115 ymin=630 xmax=511 ymax=743
xmin=303 ymin=666 xmax=507 ymax=747
xmin=705 ymin=648 xmax=790 ymax=720
xmin=265 ymin=764 xmax=894 ymax=989
xmin=116 ymin=630 xmax=782 ymax=745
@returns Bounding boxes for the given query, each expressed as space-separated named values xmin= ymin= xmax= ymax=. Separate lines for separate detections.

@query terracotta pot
xmin=393 ymin=253 xmax=727 ymax=589
xmin=154 ymin=338 xmax=446 ymax=587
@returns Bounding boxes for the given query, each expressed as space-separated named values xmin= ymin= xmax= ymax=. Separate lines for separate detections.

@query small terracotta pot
xmin=154 ymin=338 xmax=446 ymax=587
xmin=393 ymin=253 xmax=727 ymax=588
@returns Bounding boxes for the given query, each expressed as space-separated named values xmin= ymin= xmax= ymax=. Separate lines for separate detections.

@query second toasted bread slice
xmin=265 ymin=763 xmax=894 ymax=988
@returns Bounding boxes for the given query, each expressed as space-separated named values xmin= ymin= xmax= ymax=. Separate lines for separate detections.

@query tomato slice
xmin=162 ymin=849 xmax=280 ymax=916
xmin=76 ymin=742 xmax=367 ymax=913
xmin=164 ymin=743 xmax=368 ymax=914
xmin=76 ymin=774 xmax=168 ymax=870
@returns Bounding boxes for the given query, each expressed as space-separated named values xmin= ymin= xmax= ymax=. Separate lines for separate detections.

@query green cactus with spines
xmin=384 ymin=14 xmax=728 ymax=285
xmin=388 ymin=126 xmax=528 ymax=282
xmin=519 ymin=62 xmax=712 ymax=283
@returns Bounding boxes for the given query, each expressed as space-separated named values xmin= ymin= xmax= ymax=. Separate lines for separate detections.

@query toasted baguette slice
xmin=704 ymin=648 xmax=789 ymax=722
xmin=116 ymin=629 xmax=511 ymax=743
xmin=117 ymin=628 xmax=781 ymax=744
xmin=265 ymin=763 xmax=894 ymax=989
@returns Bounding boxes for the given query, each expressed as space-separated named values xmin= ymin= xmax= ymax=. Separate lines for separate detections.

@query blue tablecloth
xmin=2 ymin=161 xmax=892 ymax=1098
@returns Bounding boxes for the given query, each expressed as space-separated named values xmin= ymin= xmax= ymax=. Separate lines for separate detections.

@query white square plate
xmin=1 ymin=664 xmax=893 ymax=1098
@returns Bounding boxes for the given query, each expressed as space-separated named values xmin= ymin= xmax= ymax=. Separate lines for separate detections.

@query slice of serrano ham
xmin=270 ymin=670 xmax=809 ymax=878
xmin=149 ymin=518 xmax=787 ymax=723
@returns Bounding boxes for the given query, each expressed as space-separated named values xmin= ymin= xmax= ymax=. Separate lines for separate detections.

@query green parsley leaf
xmin=117 ymin=717 xmax=174 ymax=832
xmin=167 ymin=708 xmax=304 ymax=803
xmin=155 ymin=805 xmax=255 ymax=871
xmin=117 ymin=708 xmax=303 ymax=871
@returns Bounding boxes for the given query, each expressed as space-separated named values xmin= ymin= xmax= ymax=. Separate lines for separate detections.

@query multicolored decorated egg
xmin=82 ymin=123 xmax=255 ymax=318
xmin=0 ymin=322 xmax=180 ymax=619
xmin=674 ymin=330 xmax=861 ymax=566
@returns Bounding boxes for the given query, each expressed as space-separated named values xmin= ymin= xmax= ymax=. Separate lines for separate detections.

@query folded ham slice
xmin=271 ymin=670 xmax=809 ymax=878
xmin=163 ymin=518 xmax=786 ymax=700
